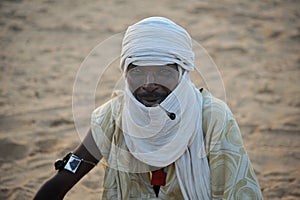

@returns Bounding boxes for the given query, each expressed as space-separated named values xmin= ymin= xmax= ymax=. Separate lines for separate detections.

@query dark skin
xmin=34 ymin=64 xmax=179 ymax=199
xmin=34 ymin=130 xmax=102 ymax=200
xmin=127 ymin=63 xmax=179 ymax=107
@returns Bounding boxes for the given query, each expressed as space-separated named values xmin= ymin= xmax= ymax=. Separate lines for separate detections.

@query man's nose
xmin=142 ymin=73 xmax=158 ymax=91
xmin=145 ymin=73 xmax=155 ymax=84
xmin=142 ymin=83 xmax=158 ymax=92
xmin=143 ymin=73 xmax=157 ymax=92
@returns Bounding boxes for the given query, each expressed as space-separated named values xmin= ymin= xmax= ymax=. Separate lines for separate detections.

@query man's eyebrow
xmin=126 ymin=64 xmax=137 ymax=72
xmin=167 ymin=63 xmax=179 ymax=71
xmin=126 ymin=63 xmax=179 ymax=72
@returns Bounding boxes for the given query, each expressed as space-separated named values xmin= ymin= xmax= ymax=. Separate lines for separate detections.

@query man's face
xmin=126 ymin=64 xmax=179 ymax=107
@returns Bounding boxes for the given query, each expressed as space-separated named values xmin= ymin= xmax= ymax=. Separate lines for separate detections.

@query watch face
xmin=64 ymin=155 xmax=82 ymax=173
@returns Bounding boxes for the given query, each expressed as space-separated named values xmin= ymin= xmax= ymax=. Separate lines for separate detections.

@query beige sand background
xmin=0 ymin=0 xmax=299 ymax=199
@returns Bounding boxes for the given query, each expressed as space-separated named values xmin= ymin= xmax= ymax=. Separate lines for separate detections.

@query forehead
xmin=126 ymin=63 xmax=178 ymax=72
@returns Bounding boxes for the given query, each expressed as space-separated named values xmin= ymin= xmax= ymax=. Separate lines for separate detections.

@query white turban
xmin=120 ymin=17 xmax=211 ymax=199
xmin=120 ymin=17 xmax=194 ymax=72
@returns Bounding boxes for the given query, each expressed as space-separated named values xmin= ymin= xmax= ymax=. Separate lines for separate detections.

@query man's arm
xmin=34 ymin=129 xmax=102 ymax=200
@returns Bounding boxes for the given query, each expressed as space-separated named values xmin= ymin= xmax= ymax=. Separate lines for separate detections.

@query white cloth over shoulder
xmin=120 ymin=17 xmax=211 ymax=199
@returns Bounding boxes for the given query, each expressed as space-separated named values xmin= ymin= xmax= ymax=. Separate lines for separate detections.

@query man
xmin=34 ymin=17 xmax=262 ymax=199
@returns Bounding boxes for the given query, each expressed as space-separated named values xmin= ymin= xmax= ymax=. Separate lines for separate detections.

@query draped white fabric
xmin=120 ymin=17 xmax=194 ymax=72
xmin=123 ymin=72 xmax=199 ymax=166
xmin=120 ymin=17 xmax=211 ymax=199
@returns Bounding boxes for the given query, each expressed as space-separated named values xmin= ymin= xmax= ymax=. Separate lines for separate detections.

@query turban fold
xmin=120 ymin=17 xmax=195 ymax=71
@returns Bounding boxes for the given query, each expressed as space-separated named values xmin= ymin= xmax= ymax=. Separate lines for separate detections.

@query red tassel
xmin=151 ymin=168 xmax=166 ymax=186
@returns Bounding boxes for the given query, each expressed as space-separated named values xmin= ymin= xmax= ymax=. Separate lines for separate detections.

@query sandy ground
xmin=0 ymin=0 xmax=299 ymax=199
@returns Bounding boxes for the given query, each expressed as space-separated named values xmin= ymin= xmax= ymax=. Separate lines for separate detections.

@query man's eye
xmin=131 ymin=68 xmax=142 ymax=73
xmin=160 ymin=69 xmax=172 ymax=74
xmin=129 ymin=68 xmax=145 ymax=76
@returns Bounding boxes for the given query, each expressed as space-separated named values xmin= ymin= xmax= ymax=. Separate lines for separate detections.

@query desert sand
xmin=0 ymin=0 xmax=299 ymax=199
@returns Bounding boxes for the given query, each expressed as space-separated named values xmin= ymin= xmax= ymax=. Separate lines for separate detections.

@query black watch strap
xmin=54 ymin=152 xmax=97 ymax=173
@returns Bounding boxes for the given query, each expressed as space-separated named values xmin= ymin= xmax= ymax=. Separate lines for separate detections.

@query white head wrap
xmin=121 ymin=17 xmax=194 ymax=72
xmin=120 ymin=17 xmax=211 ymax=199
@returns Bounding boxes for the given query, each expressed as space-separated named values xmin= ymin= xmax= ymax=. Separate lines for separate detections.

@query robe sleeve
xmin=202 ymin=90 xmax=263 ymax=200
